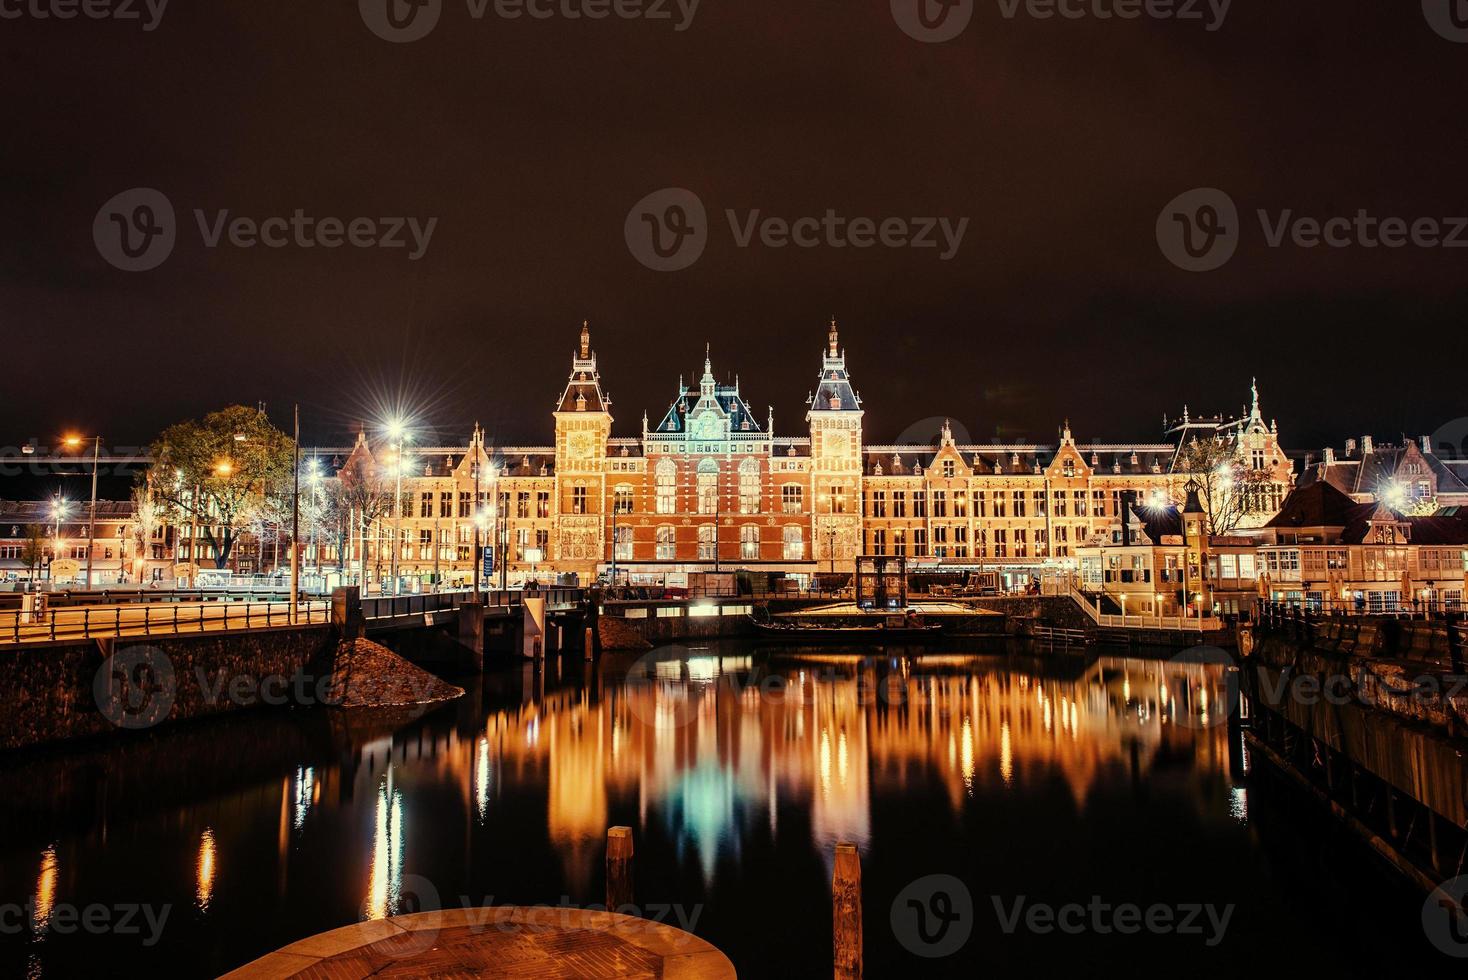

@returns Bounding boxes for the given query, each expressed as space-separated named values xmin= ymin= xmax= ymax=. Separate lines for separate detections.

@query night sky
xmin=3 ymin=1 xmax=1466 ymax=455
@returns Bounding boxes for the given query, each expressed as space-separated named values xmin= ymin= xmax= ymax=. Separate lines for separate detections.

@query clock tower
xmin=807 ymin=318 xmax=864 ymax=572
xmin=554 ymin=322 xmax=613 ymax=578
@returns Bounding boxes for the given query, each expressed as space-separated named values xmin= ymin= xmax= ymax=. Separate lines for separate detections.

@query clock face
xmin=696 ymin=414 xmax=721 ymax=439
xmin=826 ymin=432 xmax=849 ymax=455
xmin=569 ymin=432 xmax=593 ymax=457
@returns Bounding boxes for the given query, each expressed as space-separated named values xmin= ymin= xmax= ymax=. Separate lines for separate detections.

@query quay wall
xmin=0 ymin=626 xmax=337 ymax=752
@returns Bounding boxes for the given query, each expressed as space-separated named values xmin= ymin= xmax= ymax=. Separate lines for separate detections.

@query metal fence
xmin=2 ymin=599 xmax=331 ymax=645
xmin=361 ymin=588 xmax=587 ymax=621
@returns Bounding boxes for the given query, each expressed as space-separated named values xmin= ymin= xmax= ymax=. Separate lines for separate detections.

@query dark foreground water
xmin=0 ymin=640 xmax=1459 ymax=978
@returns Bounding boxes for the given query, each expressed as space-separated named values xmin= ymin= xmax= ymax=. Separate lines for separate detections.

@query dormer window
xmin=575 ymin=393 xmax=587 ymax=411
xmin=942 ymin=459 xmax=955 ymax=478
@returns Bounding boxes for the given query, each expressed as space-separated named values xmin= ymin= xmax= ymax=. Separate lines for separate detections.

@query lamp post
xmin=50 ymin=498 xmax=70 ymax=583
xmin=386 ymin=419 xmax=409 ymax=596
xmin=472 ymin=455 xmax=483 ymax=600
xmin=64 ymin=435 xmax=102 ymax=588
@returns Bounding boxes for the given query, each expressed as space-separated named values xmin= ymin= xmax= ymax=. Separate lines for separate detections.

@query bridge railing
xmin=1 ymin=599 xmax=332 ymax=645
xmin=361 ymin=588 xmax=586 ymax=622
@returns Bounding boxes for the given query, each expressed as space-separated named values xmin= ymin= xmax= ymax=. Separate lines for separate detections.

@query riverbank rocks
xmin=324 ymin=637 xmax=464 ymax=710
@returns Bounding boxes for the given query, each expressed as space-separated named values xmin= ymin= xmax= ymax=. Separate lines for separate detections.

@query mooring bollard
xmin=606 ymin=826 xmax=634 ymax=911
xmin=832 ymin=842 xmax=862 ymax=980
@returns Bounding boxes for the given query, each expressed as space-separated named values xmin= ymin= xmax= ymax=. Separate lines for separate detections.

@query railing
xmin=362 ymin=588 xmax=587 ymax=623
xmin=1064 ymin=585 xmax=1225 ymax=632
xmin=1 ymin=599 xmax=331 ymax=645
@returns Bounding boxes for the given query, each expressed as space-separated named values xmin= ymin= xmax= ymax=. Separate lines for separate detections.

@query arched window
xmin=697 ymin=459 xmax=719 ymax=515
xmin=783 ymin=526 xmax=804 ymax=561
xmin=656 ymin=460 xmax=676 ymax=514
xmin=740 ymin=524 xmax=760 ymax=560
xmin=739 ymin=457 xmax=760 ymax=514
xmin=614 ymin=525 xmax=633 ymax=561
xmin=656 ymin=525 xmax=676 ymax=560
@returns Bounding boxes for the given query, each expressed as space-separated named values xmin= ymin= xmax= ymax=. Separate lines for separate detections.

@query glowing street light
xmin=63 ymin=433 xmax=103 ymax=588
xmin=50 ymin=497 xmax=71 ymax=581
xmin=382 ymin=419 xmax=412 ymax=595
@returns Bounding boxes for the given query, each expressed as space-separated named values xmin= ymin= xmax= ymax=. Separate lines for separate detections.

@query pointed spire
xmin=580 ymin=320 xmax=591 ymax=359
xmin=828 ymin=315 xmax=839 ymax=357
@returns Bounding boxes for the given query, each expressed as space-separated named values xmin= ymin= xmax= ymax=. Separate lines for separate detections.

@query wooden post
xmin=832 ymin=842 xmax=862 ymax=980
xmin=585 ymin=626 xmax=595 ymax=661
xmin=606 ymin=826 xmax=634 ymax=912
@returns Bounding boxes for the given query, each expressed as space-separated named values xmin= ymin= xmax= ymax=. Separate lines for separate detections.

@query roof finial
xmin=828 ymin=315 xmax=839 ymax=357
xmin=1251 ymin=377 xmax=1260 ymax=418
xmin=580 ymin=320 xmax=591 ymax=359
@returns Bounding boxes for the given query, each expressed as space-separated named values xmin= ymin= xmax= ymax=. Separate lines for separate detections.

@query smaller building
xmin=1297 ymin=434 xmax=1468 ymax=511
xmin=0 ymin=499 xmax=173 ymax=587
xmin=1075 ymin=485 xmax=1261 ymax=619
xmin=1251 ymin=481 xmax=1468 ymax=612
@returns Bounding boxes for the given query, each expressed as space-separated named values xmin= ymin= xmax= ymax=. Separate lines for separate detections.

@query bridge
xmin=0 ymin=587 xmax=589 ymax=653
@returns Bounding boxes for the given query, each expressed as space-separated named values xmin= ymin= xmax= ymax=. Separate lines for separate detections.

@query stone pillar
xmin=457 ymin=602 xmax=485 ymax=673
xmin=522 ymin=596 xmax=547 ymax=660
xmin=332 ymin=587 xmax=364 ymax=640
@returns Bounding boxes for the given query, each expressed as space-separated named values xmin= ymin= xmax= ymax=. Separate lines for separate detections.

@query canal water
xmin=0 ymin=640 xmax=1458 ymax=978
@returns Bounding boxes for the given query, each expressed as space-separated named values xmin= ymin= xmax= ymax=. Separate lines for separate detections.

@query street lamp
xmin=384 ymin=418 xmax=410 ymax=596
xmin=64 ymin=435 xmax=102 ymax=588
xmin=50 ymin=498 xmax=71 ymax=583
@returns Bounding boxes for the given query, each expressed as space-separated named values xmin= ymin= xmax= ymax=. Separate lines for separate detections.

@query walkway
xmin=221 ymin=907 xmax=735 ymax=979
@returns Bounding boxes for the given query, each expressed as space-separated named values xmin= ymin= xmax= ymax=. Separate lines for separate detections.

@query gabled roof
xmin=653 ymin=348 xmax=763 ymax=435
xmin=556 ymin=323 xmax=610 ymax=415
xmin=807 ymin=319 xmax=862 ymax=414
xmin=1266 ymin=482 xmax=1368 ymax=530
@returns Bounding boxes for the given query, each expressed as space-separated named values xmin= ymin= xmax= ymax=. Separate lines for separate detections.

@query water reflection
xmin=32 ymin=845 xmax=57 ymax=937
xmin=196 ymin=829 xmax=216 ymax=913
xmin=366 ymin=771 xmax=405 ymax=920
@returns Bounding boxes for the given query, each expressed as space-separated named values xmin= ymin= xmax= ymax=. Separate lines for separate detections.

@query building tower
xmin=554 ymin=322 xmax=613 ymax=580
xmin=807 ymin=318 xmax=864 ymax=573
xmin=1182 ymin=480 xmax=1211 ymax=617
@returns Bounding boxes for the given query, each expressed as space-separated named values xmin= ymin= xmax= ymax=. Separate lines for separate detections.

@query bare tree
xmin=1174 ymin=435 xmax=1274 ymax=536
xmin=126 ymin=485 xmax=164 ymax=583
xmin=21 ymin=524 xmax=47 ymax=582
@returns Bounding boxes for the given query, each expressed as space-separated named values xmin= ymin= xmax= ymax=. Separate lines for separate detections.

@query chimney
xmin=1362 ymin=435 xmax=1374 ymax=456
xmin=1120 ymin=490 xmax=1135 ymax=547
xmin=1323 ymin=446 xmax=1335 ymax=465
xmin=1422 ymin=434 xmax=1432 ymax=455
xmin=1345 ymin=438 xmax=1357 ymax=458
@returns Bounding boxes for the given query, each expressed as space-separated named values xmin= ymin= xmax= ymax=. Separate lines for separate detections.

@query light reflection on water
xmin=5 ymin=643 xmax=1393 ymax=979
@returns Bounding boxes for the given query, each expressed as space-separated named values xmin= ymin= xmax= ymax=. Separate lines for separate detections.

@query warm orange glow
xmin=33 ymin=845 xmax=58 ymax=935
xmin=196 ymin=829 xmax=217 ymax=911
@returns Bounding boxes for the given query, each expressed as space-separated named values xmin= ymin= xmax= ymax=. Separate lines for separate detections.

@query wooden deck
xmin=220 ymin=907 xmax=736 ymax=979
